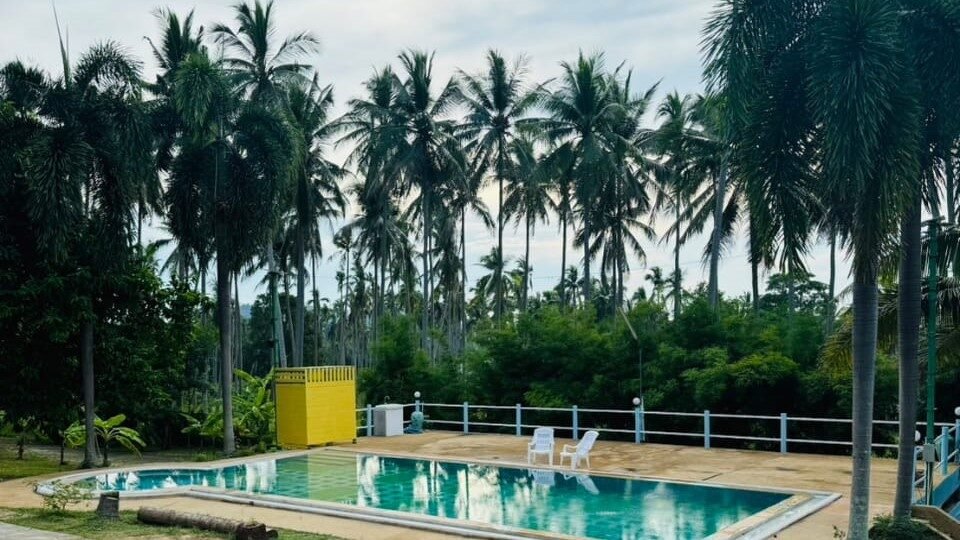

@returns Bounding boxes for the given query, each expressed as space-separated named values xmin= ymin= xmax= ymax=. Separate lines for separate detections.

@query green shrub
xmin=33 ymin=481 xmax=90 ymax=513
xmin=868 ymin=515 xmax=940 ymax=539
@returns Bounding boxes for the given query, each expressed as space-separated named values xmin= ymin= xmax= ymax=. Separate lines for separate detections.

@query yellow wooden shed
xmin=275 ymin=366 xmax=357 ymax=448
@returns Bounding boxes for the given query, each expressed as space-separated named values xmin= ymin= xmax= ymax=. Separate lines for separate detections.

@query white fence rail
xmin=354 ymin=401 xmax=960 ymax=504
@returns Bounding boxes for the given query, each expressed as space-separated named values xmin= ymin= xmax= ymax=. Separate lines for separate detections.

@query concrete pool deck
xmin=0 ymin=433 xmax=915 ymax=539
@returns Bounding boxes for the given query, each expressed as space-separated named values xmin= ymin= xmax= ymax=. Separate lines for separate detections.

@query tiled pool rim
xmin=39 ymin=447 xmax=841 ymax=540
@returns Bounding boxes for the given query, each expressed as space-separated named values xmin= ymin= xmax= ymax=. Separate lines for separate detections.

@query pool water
xmin=77 ymin=452 xmax=791 ymax=539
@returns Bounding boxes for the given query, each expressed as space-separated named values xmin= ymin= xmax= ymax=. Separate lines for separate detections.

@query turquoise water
xmin=77 ymin=452 xmax=790 ymax=539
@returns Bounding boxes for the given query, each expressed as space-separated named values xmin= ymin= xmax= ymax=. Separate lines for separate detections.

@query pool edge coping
xmin=40 ymin=445 xmax=843 ymax=539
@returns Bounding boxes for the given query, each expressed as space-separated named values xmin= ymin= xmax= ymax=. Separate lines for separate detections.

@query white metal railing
xmin=355 ymin=401 xmax=960 ymax=505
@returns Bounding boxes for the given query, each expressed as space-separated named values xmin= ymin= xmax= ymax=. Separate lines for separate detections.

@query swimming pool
xmin=62 ymin=451 xmax=831 ymax=539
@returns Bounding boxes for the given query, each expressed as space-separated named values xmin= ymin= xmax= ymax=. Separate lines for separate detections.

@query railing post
xmin=415 ymin=399 xmax=421 ymax=414
xmin=955 ymin=420 xmax=960 ymax=464
xmin=634 ymin=406 xmax=641 ymax=444
xmin=780 ymin=413 xmax=788 ymax=454
xmin=704 ymin=410 xmax=711 ymax=449
xmin=572 ymin=405 xmax=579 ymax=441
xmin=463 ymin=401 xmax=469 ymax=434
xmin=515 ymin=404 xmax=522 ymax=436
xmin=366 ymin=404 xmax=373 ymax=437
xmin=942 ymin=426 xmax=950 ymax=475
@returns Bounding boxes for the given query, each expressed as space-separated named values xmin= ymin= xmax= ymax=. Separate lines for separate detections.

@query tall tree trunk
xmin=826 ymin=232 xmax=837 ymax=336
xmin=80 ymin=318 xmax=98 ymax=468
xmin=234 ymin=275 xmax=243 ymax=374
xmin=283 ymin=272 xmax=296 ymax=366
xmin=848 ymin=275 xmax=879 ymax=540
xmin=523 ymin=214 xmax=531 ymax=311
xmin=421 ymin=189 xmax=431 ymax=351
xmin=893 ymin=197 xmax=922 ymax=517
xmin=216 ymin=257 xmax=236 ymax=455
xmin=343 ymin=248 xmax=351 ymax=365
xmin=583 ymin=218 xmax=592 ymax=304
xmin=560 ymin=208 xmax=568 ymax=309
xmin=294 ymin=224 xmax=306 ymax=368
xmin=709 ymin=166 xmax=726 ymax=309
xmin=947 ymin=153 xmax=956 ymax=226
xmin=673 ymin=204 xmax=682 ymax=319
xmin=267 ymin=243 xmax=287 ymax=368
xmin=749 ymin=220 xmax=760 ymax=312
xmin=496 ymin=173 xmax=504 ymax=324
xmin=460 ymin=208 xmax=467 ymax=351
xmin=312 ymin=253 xmax=320 ymax=365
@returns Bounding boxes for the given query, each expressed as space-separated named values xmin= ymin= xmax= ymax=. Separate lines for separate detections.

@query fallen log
xmin=136 ymin=506 xmax=278 ymax=540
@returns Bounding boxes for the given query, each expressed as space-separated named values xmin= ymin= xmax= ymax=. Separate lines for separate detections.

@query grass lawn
xmin=0 ymin=508 xmax=344 ymax=539
xmin=0 ymin=447 xmax=74 ymax=482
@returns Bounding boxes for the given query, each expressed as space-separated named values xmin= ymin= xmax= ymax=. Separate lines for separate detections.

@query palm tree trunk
xmin=560 ymin=209 xmax=567 ymax=309
xmin=283 ymin=271 xmax=296 ymax=366
xmin=80 ymin=318 xmax=98 ymax=468
xmin=421 ymin=189 xmax=431 ymax=350
xmin=709 ymin=166 xmax=726 ymax=309
xmin=460 ymin=208 xmax=467 ymax=350
xmin=583 ymin=218 xmax=592 ymax=304
xmin=234 ymin=274 xmax=243 ymax=374
xmin=673 ymin=204 xmax=681 ymax=319
xmin=826 ymin=232 xmax=837 ymax=336
xmin=523 ymin=214 xmax=531 ymax=311
xmin=312 ymin=253 xmax=320 ymax=365
xmin=847 ymin=274 xmax=879 ymax=540
xmin=893 ymin=197 xmax=922 ymax=517
xmin=947 ymin=154 xmax=956 ymax=226
xmin=268 ymin=243 xmax=287 ymax=368
xmin=749 ymin=221 xmax=760 ymax=312
xmin=496 ymin=173 xmax=504 ymax=323
xmin=216 ymin=256 xmax=236 ymax=455
xmin=294 ymin=225 xmax=306 ymax=368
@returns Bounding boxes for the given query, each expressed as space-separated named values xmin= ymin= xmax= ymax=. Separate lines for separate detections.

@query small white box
xmin=374 ymin=404 xmax=404 ymax=436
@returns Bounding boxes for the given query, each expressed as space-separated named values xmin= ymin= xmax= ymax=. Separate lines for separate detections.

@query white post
xmin=572 ymin=405 xmax=579 ymax=441
xmin=365 ymin=404 xmax=372 ymax=437
xmin=515 ymin=404 xmax=522 ymax=436
xmin=463 ymin=402 xmax=469 ymax=434
xmin=704 ymin=410 xmax=711 ymax=449
xmin=780 ymin=413 xmax=788 ymax=454
xmin=942 ymin=426 xmax=950 ymax=476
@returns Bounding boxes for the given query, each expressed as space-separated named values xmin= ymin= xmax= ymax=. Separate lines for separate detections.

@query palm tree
xmin=169 ymin=49 xmax=295 ymax=454
xmin=284 ymin=76 xmax=346 ymax=366
xmin=704 ymin=1 xmax=929 ymax=536
xmin=653 ymin=92 xmax=702 ymax=320
xmin=473 ymin=247 xmax=512 ymax=314
xmin=532 ymin=52 xmax=625 ymax=306
xmin=212 ymin=0 xmax=319 ymax=366
xmin=504 ymin=137 xmax=551 ymax=311
xmin=19 ymin=32 xmax=152 ymax=467
xmin=460 ymin=50 xmax=534 ymax=323
xmin=379 ymin=50 xmax=463 ymax=349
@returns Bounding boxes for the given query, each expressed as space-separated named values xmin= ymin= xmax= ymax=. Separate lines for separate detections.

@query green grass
xmin=0 ymin=508 xmax=343 ymax=539
xmin=0 ymin=447 xmax=74 ymax=482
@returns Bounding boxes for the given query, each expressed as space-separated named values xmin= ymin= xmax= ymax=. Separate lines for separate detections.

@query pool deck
xmin=0 ymin=433 xmax=913 ymax=539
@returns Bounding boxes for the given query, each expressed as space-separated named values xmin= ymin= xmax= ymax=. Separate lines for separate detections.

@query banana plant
xmin=65 ymin=414 xmax=145 ymax=467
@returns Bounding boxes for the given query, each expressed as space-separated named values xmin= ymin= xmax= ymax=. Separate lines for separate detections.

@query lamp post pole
xmin=924 ymin=217 xmax=940 ymax=505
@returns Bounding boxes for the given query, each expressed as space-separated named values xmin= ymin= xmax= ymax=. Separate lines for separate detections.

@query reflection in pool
xmin=77 ymin=452 xmax=790 ymax=539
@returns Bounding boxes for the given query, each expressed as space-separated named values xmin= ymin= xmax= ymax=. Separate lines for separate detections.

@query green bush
xmin=868 ymin=515 xmax=940 ymax=539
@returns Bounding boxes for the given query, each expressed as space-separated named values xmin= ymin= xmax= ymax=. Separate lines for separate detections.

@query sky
xmin=0 ymin=0 xmax=851 ymax=305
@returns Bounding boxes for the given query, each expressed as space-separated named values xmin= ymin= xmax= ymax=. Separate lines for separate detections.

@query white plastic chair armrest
xmin=561 ymin=444 xmax=577 ymax=453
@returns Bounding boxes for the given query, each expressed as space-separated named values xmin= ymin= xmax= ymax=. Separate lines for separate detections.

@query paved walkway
xmin=0 ymin=523 xmax=78 ymax=539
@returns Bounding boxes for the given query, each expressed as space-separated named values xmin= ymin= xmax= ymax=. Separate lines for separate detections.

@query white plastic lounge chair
xmin=529 ymin=468 xmax=556 ymax=487
xmin=560 ymin=430 xmax=598 ymax=470
xmin=563 ymin=472 xmax=599 ymax=494
xmin=527 ymin=427 xmax=555 ymax=465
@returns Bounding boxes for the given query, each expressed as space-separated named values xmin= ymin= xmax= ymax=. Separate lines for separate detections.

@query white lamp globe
xmin=414 ymin=391 xmax=421 ymax=399
xmin=632 ymin=397 xmax=641 ymax=407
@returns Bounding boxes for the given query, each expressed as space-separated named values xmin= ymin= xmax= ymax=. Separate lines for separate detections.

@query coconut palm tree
xmin=532 ymin=52 xmax=621 ymax=306
xmin=169 ymin=49 xmax=295 ymax=454
xmin=473 ymin=247 xmax=512 ymax=314
xmin=504 ymin=137 xmax=551 ymax=311
xmin=459 ymin=50 xmax=535 ymax=323
xmin=18 ymin=33 xmax=153 ymax=467
xmin=378 ymin=50 xmax=464 ymax=349
xmin=284 ymin=76 xmax=346 ymax=366
xmin=703 ymin=2 xmax=925 ymax=536
xmin=212 ymin=0 xmax=319 ymax=366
